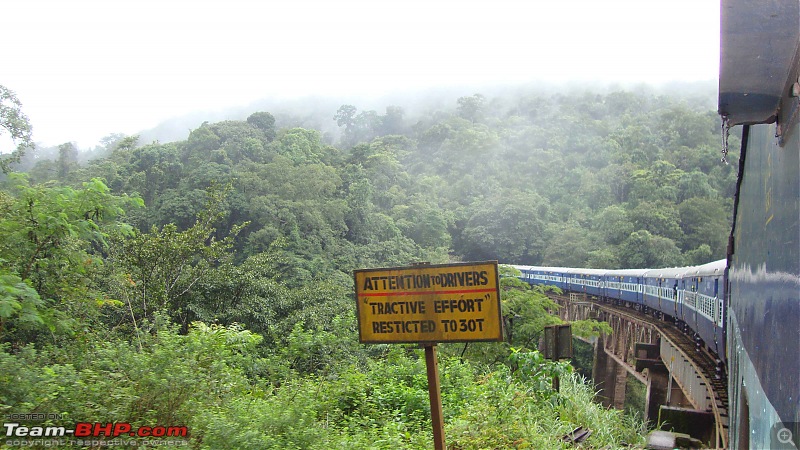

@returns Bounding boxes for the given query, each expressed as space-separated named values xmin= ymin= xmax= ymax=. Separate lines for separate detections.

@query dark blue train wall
xmin=719 ymin=1 xmax=799 ymax=448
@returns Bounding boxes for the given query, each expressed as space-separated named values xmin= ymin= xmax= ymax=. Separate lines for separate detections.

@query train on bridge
xmin=512 ymin=259 xmax=727 ymax=364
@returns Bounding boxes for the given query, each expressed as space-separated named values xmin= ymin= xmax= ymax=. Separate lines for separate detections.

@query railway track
xmin=656 ymin=313 xmax=729 ymax=445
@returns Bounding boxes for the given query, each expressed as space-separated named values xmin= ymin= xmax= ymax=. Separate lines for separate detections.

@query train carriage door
xmin=673 ymin=279 xmax=679 ymax=316
xmin=692 ymin=277 xmax=699 ymax=331
xmin=714 ymin=278 xmax=722 ymax=327
xmin=657 ymin=278 xmax=662 ymax=310
xmin=637 ymin=277 xmax=643 ymax=303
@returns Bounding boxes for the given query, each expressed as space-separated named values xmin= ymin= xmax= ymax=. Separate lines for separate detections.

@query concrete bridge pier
xmin=592 ymin=334 xmax=629 ymax=409
xmin=644 ymin=366 xmax=670 ymax=422
xmin=592 ymin=336 xmax=696 ymax=424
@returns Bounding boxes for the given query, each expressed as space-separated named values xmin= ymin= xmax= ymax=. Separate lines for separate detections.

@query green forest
xmin=0 ymin=84 xmax=736 ymax=448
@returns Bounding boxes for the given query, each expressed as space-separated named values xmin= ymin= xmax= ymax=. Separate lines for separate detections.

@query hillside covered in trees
xmin=0 ymin=85 xmax=734 ymax=448
xmin=20 ymin=85 xmax=736 ymax=269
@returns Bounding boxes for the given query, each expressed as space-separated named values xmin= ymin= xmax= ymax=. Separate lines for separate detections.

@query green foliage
xmin=0 ymin=271 xmax=44 ymax=331
xmin=0 ymin=85 xmax=34 ymax=173
xmin=460 ymin=190 xmax=550 ymax=264
xmin=508 ymin=348 xmax=573 ymax=397
xmin=18 ymin=87 xmax=731 ymax=273
xmin=679 ymin=197 xmax=730 ymax=259
xmin=56 ymin=142 xmax=79 ymax=180
xmin=274 ymin=128 xmax=326 ymax=165
xmin=0 ymin=321 xmax=261 ymax=426
xmin=447 ymin=366 xmax=645 ymax=449
xmin=0 ymin=174 xmax=141 ymax=342
xmin=570 ymin=318 xmax=613 ymax=339
xmin=246 ymin=111 xmax=277 ymax=142
xmin=543 ymin=223 xmax=593 ymax=267
xmin=105 ymin=184 xmax=243 ymax=330
xmin=620 ymin=230 xmax=684 ymax=268
xmin=593 ymin=204 xmax=633 ymax=246
xmin=501 ymin=277 xmax=562 ymax=350
xmin=628 ymin=200 xmax=684 ymax=243
xmin=456 ymin=93 xmax=486 ymax=123
xmin=0 ymin=327 xmax=644 ymax=449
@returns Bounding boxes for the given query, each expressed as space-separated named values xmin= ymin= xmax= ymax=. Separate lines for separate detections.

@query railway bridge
xmin=549 ymin=292 xmax=728 ymax=449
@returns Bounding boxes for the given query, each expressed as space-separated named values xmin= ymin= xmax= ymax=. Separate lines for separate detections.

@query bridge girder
xmin=553 ymin=293 xmax=728 ymax=448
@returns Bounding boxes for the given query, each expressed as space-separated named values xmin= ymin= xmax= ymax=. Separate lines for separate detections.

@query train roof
xmin=511 ymin=260 xmax=727 ymax=279
xmin=512 ymin=266 xmax=572 ymax=273
xmin=564 ymin=268 xmax=609 ymax=276
xmin=643 ymin=266 xmax=692 ymax=279
xmin=604 ymin=268 xmax=649 ymax=277
xmin=512 ymin=266 xmax=609 ymax=276
xmin=685 ymin=259 xmax=727 ymax=277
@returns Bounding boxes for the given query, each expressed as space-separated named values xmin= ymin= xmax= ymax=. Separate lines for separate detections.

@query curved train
xmin=512 ymin=260 xmax=727 ymax=363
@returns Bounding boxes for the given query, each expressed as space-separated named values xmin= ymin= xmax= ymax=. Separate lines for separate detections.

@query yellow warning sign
xmin=354 ymin=261 xmax=503 ymax=343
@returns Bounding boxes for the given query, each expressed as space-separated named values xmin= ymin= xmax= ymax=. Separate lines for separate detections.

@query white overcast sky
xmin=2 ymin=0 xmax=720 ymax=150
